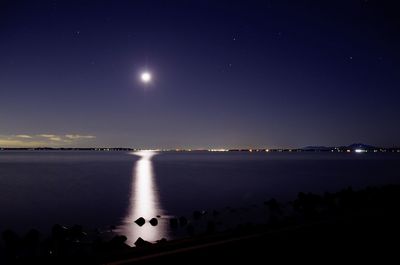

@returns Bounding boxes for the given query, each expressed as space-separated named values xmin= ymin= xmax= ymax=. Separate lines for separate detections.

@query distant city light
xmin=355 ymin=149 xmax=366 ymax=153
xmin=209 ymin=149 xmax=228 ymax=152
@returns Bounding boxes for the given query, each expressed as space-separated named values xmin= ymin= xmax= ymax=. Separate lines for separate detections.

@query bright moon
xmin=141 ymin=72 xmax=151 ymax=83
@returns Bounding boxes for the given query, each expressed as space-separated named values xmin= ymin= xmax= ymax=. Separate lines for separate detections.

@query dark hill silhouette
xmin=347 ymin=143 xmax=376 ymax=150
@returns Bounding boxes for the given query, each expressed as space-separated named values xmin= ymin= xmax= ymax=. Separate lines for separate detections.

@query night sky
xmin=1 ymin=0 xmax=399 ymax=149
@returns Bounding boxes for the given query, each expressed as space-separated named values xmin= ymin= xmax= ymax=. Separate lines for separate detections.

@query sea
xmin=0 ymin=150 xmax=399 ymax=245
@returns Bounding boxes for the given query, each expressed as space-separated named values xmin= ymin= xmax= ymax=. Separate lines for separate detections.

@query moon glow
xmin=141 ymin=72 xmax=152 ymax=83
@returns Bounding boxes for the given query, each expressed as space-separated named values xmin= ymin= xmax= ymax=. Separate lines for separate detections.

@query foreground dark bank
xmin=2 ymin=184 xmax=400 ymax=264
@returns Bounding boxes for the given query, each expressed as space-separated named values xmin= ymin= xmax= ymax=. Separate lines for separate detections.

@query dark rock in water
xmin=187 ymin=224 xmax=195 ymax=236
xmin=149 ymin=218 xmax=158 ymax=226
xmin=170 ymin=218 xmax=178 ymax=228
xmin=264 ymin=198 xmax=281 ymax=213
xmin=156 ymin=238 xmax=167 ymax=244
xmin=70 ymin=224 xmax=85 ymax=239
xmin=24 ymin=229 xmax=40 ymax=244
xmin=156 ymin=215 xmax=161 ymax=218
xmin=110 ymin=235 xmax=127 ymax=244
xmin=2 ymin=229 xmax=20 ymax=247
xmin=179 ymin=216 xmax=188 ymax=227
xmin=109 ymin=235 xmax=130 ymax=250
xmin=207 ymin=221 xmax=216 ymax=234
xmin=2 ymin=229 xmax=20 ymax=259
xmin=135 ymin=217 xmax=146 ymax=226
xmin=241 ymin=207 xmax=249 ymax=212
xmin=135 ymin=237 xmax=152 ymax=247
xmin=94 ymin=228 xmax=101 ymax=235
xmin=52 ymin=224 xmax=68 ymax=240
xmin=21 ymin=229 xmax=41 ymax=258
xmin=193 ymin=211 xmax=202 ymax=220
xmin=236 ymin=224 xmax=245 ymax=231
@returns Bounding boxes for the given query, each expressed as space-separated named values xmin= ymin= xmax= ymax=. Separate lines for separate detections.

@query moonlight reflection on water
xmin=117 ymin=150 xmax=168 ymax=245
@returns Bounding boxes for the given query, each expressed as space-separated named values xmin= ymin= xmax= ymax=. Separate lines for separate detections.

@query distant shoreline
xmin=1 ymin=147 xmax=400 ymax=153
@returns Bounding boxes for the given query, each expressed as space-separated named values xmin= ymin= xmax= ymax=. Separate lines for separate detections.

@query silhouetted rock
xmin=179 ymin=216 xmax=188 ymax=227
xmin=23 ymin=229 xmax=41 ymax=257
xmin=2 ymin=184 xmax=399 ymax=263
xmin=293 ymin=192 xmax=324 ymax=220
xmin=52 ymin=224 xmax=68 ymax=240
xmin=170 ymin=218 xmax=178 ymax=228
xmin=193 ymin=211 xmax=202 ymax=220
xmin=2 ymin=229 xmax=20 ymax=256
xmin=24 ymin=229 xmax=40 ymax=245
xmin=149 ymin=218 xmax=158 ymax=226
xmin=135 ymin=217 xmax=146 ymax=226
xmin=69 ymin=224 xmax=86 ymax=240
xmin=134 ymin=237 xmax=152 ymax=247
xmin=2 ymin=229 xmax=19 ymax=242
xmin=187 ymin=224 xmax=195 ymax=236
xmin=156 ymin=238 xmax=167 ymax=244
xmin=109 ymin=235 xmax=129 ymax=250
xmin=212 ymin=210 xmax=220 ymax=217
xmin=264 ymin=198 xmax=281 ymax=213
xmin=206 ymin=221 xmax=216 ymax=234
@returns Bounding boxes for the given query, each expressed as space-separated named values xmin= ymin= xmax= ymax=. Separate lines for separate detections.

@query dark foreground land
xmin=2 ymin=185 xmax=400 ymax=264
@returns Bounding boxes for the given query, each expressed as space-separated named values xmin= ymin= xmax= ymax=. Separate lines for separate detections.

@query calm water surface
xmin=0 ymin=150 xmax=399 ymax=244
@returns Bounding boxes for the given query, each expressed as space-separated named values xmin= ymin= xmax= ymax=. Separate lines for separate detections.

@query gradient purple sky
xmin=1 ymin=0 xmax=399 ymax=148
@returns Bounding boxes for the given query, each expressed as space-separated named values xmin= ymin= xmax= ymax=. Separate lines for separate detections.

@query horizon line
xmin=1 ymin=145 xmax=400 ymax=151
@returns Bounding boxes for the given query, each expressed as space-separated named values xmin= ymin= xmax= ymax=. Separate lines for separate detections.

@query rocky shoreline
xmin=2 ymin=184 xmax=400 ymax=264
